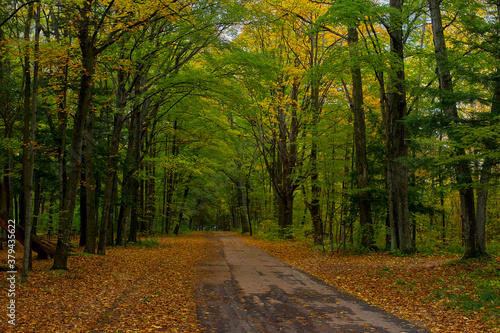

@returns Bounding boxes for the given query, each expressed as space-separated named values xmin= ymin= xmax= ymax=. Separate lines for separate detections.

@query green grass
xmin=428 ymin=260 xmax=500 ymax=327
xmin=127 ymin=238 xmax=159 ymax=247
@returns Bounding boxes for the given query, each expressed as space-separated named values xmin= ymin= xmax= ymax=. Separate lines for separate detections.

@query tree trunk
xmin=83 ymin=113 xmax=97 ymax=254
xmin=428 ymin=0 xmax=487 ymax=258
xmin=117 ymin=89 xmax=141 ymax=245
xmin=79 ymin=165 xmax=87 ymax=247
xmin=276 ymin=189 xmax=294 ymax=234
xmin=128 ymin=183 xmax=140 ymax=243
xmin=128 ymin=96 xmax=145 ymax=243
xmin=165 ymin=120 xmax=179 ymax=234
xmin=476 ymin=159 xmax=492 ymax=253
xmin=52 ymin=0 xmax=96 ymax=269
xmin=145 ymin=150 xmax=156 ymax=235
xmin=32 ymin=174 xmax=42 ymax=236
xmin=348 ymin=27 xmax=374 ymax=249
xmin=22 ymin=3 xmax=37 ymax=282
xmin=113 ymin=71 xmax=131 ymax=245
xmin=174 ymin=183 xmax=190 ymax=236
xmin=386 ymin=0 xmax=412 ymax=253
xmin=0 ymin=29 xmax=15 ymax=219
xmin=237 ymin=179 xmax=249 ymax=234
xmin=305 ymin=141 xmax=323 ymax=245
xmin=98 ymin=113 xmax=124 ymax=252
xmin=303 ymin=31 xmax=325 ymax=246
xmin=107 ymin=180 xmax=116 ymax=246
xmin=245 ymin=182 xmax=253 ymax=235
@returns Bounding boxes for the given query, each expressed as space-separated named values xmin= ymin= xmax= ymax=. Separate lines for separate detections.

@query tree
xmin=53 ymin=0 xmax=158 ymax=269
xmin=21 ymin=3 xmax=40 ymax=282
xmin=347 ymin=26 xmax=375 ymax=249
xmin=428 ymin=0 xmax=487 ymax=258
xmin=380 ymin=0 xmax=413 ymax=253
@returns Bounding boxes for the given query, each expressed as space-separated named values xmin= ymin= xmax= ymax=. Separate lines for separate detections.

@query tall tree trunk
xmin=386 ymin=0 xmax=412 ymax=253
xmin=276 ymin=75 xmax=299 ymax=234
xmin=0 ymin=29 xmax=15 ymax=219
xmin=237 ymin=178 xmax=249 ymax=234
xmin=145 ymin=151 xmax=156 ymax=235
xmin=275 ymin=189 xmax=294 ymax=233
xmin=84 ymin=113 xmax=98 ymax=254
xmin=174 ymin=183 xmax=190 ymax=235
xmin=117 ymin=80 xmax=143 ymax=244
xmin=99 ymin=113 xmax=124 ymax=252
xmin=113 ymin=61 xmax=129 ymax=246
xmin=52 ymin=0 xmax=96 ymax=269
xmin=79 ymin=166 xmax=87 ymax=247
xmin=165 ymin=120 xmax=179 ymax=234
xmin=3 ymin=152 xmax=13 ymax=219
xmin=476 ymin=159 xmax=492 ymax=252
xmin=128 ymin=182 xmax=140 ymax=243
xmin=303 ymin=31 xmax=324 ymax=246
xmin=104 ymin=177 xmax=115 ymax=246
xmin=477 ymin=52 xmax=500 ymax=252
xmin=32 ymin=174 xmax=42 ymax=236
xmin=245 ymin=182 xmax=253 ymax=235
xmin=348 ymin=27 xmax=374 ymax=249
xmin=127 ymin=96 xmax=146 ymax=243
xmin=305 ymin=140 xmax=323 ymax=245
xmin=477 ymin=1 xmax=500 ymax=253
xmin=428 ymin=0 xmax=486 ymax=258
xmin=22 ymin=3 xmax=38 ymax=282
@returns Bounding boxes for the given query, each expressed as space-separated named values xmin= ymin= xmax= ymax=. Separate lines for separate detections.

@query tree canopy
xmin=0 ymin=0 xmax=499 ymax=275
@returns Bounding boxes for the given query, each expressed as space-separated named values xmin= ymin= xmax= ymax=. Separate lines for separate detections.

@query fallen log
xmin=0 ymin=217 xmax=56 ymax=259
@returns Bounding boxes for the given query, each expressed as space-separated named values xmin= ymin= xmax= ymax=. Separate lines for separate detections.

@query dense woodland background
xmin=0 ymin=0 xmax=499 ymax=276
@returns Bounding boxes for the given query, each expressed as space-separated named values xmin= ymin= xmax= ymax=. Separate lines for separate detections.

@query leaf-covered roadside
xmin=241 ymin=236 xmax=500 ymax=332
xmin=0 ymin=233 xmax=214 ymax=332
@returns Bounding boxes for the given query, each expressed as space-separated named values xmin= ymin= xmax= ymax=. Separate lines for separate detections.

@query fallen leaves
xmin=0 ymin=233 xmax=211 ymax=332
xmin=241 ymin=236 xmax=500 ymax=333
xmin=2 ymin=232 xmax=499 ymax=332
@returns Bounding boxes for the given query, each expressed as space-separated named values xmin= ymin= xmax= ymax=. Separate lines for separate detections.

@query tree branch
xmin=0 ymin=1 xmax=40 ymax=28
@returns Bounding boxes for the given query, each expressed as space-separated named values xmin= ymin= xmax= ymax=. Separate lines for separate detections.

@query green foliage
xmin=256 ymin=220 xmax=282 ymax=240
xmin=318 ymin=0 xmax=376 ymax=29
xmin=0 ymin=0 xmax=499 ymax=269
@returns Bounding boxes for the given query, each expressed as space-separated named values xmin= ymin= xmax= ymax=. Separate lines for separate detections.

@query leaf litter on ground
xmin=0 ymin=233 xmax=215 ymax=332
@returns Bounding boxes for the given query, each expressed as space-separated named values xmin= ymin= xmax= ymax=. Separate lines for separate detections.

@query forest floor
xmin=0 ymin=233 xmax=211 ymax=332
xmin=0 ymin=232 xmax=499 ymax=332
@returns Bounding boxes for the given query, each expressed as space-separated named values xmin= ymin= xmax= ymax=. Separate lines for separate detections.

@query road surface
xmin=196 ymin=232 xmax=428 ymax=333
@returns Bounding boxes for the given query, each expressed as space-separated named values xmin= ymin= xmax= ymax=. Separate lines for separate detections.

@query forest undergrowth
xmin=242 ymin=235 xmax=500 ymax=332
xmin=0 ymin=233 xmax=214 ymax=332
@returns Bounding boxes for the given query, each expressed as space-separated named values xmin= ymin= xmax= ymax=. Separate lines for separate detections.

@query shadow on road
xmin=196 ymin=232 xmax=429 ymax=333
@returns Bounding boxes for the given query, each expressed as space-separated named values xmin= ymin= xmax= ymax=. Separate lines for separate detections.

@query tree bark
xmin=386 ymin=0 xmax=412 ymax=253
xmin=0 ymin=29 xmax=15 ymax=219
xmin=84 ymin=113 xmax=98 ymax=254
xmin=79 ymin=165 xmax=87 ymax=247
xmin=347 ymin=27 xmax=375 ymax=249
xmin=52 ymin=0 xmax=96 ymax=269
xmin=98 ymin=112 xmax=124 ymax=252
xmin=21 ymin=3 xmax=38 ymax=282
xmin=237 ymin=178 xmax=250 ymax=234
xmin=428 ymin=0 xmax=486 ymax=258
xmin=276 ymin=75 xmax=299 ymax=234
xmin=174 ymin=183 xmax=190 ymax=235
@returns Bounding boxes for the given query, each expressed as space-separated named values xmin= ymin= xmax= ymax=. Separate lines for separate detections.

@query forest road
xmin=196 ymin=232 xmax=429 ymax=333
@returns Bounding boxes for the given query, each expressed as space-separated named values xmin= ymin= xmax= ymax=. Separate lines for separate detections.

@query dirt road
xmin=196 ymin=233 xmax=428 ymax=333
